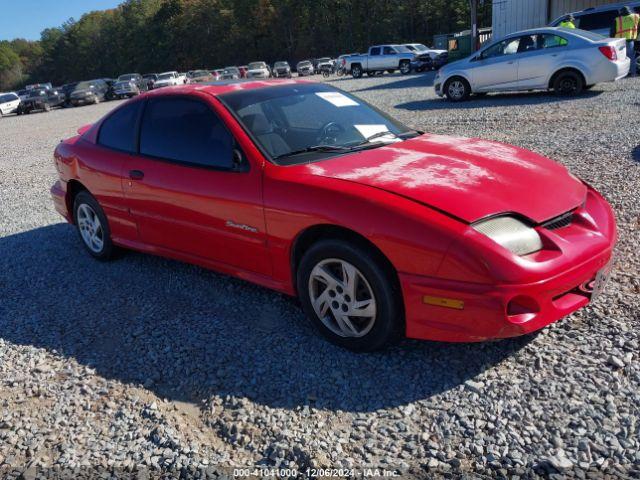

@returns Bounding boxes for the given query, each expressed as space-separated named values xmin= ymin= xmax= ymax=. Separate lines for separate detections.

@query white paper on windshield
xmin=315 ymin=92 xmax=359 ymax=107
xmin=354 ymin=124 xmax=400 ymax=143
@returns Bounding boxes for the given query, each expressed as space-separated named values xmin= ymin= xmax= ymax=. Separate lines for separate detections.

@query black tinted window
xmin=98 ymin=100 xmax=142 ymax=153
xmin=578 ymin=11 xmax=617 ymax=32
xmin=370 ymin=47 xmax=381 ymax=55
xmin=140 ymin=97 xmax=233 ymax=169
xmin=383 ymin=46 xmax=395 ymax=54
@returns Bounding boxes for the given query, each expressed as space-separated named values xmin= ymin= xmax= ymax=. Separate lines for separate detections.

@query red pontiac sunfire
xmin=51 ymin=80 xmax=616 ymax=351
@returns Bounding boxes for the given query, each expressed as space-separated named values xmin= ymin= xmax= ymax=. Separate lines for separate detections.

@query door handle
xmin=129 ymin=170 xmax=144 ymax=180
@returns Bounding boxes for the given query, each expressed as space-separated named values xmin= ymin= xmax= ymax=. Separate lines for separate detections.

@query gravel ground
xmin=0 ymin=74 xmax=638 ymax=479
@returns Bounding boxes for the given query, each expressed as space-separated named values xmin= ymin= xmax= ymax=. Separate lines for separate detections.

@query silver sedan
xmin=435 ymin=27 xmax=630 ymax=101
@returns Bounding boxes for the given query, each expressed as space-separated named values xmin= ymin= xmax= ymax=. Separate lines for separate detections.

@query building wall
xmin=492 ymin=0 xmax=548 ymax=40
xmin=492 ymin=0 xmax=622 ymax=39
xmin=549 ymin=0 xmax=622 ymax=20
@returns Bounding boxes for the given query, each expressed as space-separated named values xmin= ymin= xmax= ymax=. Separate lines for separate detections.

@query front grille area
xmin=541 ymin=211 xmax=574 ymax=230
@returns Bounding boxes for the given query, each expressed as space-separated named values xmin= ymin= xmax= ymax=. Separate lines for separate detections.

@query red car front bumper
xmin=401 ymin=248 xmax=612 ymax=342
xmin=401 ymin=188 xmax=616 ymax=343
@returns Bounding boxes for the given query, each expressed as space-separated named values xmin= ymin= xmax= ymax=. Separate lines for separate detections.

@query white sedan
xmin=0 ymin=92 xmax=20 ymax=116
xmin=435 ymin=27 xmax=630 ymax=101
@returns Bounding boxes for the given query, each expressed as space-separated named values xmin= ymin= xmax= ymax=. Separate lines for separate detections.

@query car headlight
xmin=472 ymin=216 xmax=542 ymax=256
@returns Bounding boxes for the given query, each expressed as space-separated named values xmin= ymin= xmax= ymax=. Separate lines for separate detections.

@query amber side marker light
xmin=422 ymin=295 xmax=464 ymax=310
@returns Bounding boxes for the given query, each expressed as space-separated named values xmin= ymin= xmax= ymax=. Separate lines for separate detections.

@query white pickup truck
xmin=344 ymin=45 xmax=415 ymax=78
xmin=154 ymin=71 xmax=184 ymax=88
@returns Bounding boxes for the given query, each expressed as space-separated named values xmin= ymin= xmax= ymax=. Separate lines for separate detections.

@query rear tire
xmin=399 ymin=61 xmax=411 ymax=75
xmin=444 ymin=76 xmax=471 ymax=102
xmin=553 ymin=71 xmax=583 ymax=96
xmin=297 ymin=239 xmax=403 ymax=352
xmin=73 ymin=191 xmax=115 ymax=261
xmin=351 ymin=64 xmax=363 ymax=78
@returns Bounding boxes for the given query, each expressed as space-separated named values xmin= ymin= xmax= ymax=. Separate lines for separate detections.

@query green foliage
xmin=1 ymin=0 xmax=491 ymax=89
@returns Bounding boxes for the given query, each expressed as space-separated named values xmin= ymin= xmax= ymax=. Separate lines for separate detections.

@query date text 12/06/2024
xmin=233 ymin=467 xmax=401 ymax=478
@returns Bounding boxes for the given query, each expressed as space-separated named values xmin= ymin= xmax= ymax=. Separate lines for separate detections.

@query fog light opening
xmin=507 ymin=295 xmax=540 ymax=317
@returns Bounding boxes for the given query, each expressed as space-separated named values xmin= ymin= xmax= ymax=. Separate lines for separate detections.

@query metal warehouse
xmin=492 ymin=0 xmax=625 ymax=38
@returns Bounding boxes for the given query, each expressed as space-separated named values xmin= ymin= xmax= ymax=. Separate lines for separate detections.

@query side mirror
xmin=231 ymin=148 xmax=248 ymax=172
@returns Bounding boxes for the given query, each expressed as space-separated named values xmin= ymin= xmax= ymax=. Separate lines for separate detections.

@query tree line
xmin=0 ymin=0 xmax=491 ymax=90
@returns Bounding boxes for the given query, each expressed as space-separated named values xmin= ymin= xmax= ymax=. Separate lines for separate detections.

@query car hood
xmin=299 ymin=134 xmax=587 ymax=224
xmin=249 ymin=68 xmax=268 ymax=74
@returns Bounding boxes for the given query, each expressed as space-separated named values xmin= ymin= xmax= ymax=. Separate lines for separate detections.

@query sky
xmin=0 ymin=0 xmax=122 ymax=41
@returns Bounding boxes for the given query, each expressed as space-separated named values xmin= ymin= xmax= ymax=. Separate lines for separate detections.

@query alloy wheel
xmin=308 ymin=258 xmax=377 ymax=338
xmin=77 ymin=204 xmax=104 ymax=253
xmin=448 ymin=80 xmax=466 ymax=100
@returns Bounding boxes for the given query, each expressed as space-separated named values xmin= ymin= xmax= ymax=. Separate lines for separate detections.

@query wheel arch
xmin=65 ymin=179 xmax=89 ymax=223
xmin=443 ymin=73 xmax=473 ymax=92
xmin=290 ymin=224 xmax=402 ymax=299
xmin=548 ymin=66 xmax=587 ymax=90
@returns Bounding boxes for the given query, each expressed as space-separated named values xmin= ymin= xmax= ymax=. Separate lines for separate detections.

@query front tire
xmin=351 ymin=64 xmax=363 ymax=78
xmin=444 ymin=76 xmax=471 ymax=102
xmin=297 ymin=239 xmax=402 ymax=352
xmin=73 ymin=191 xmax=114 ymax=260
xmin=553 ymin=71 xmax=583 ymax=96
xmin=399 ymin=61 xmax=411 ymax=75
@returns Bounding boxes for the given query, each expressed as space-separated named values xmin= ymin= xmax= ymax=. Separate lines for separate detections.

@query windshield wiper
xmin=274 ymin=144 xmax=351 ymax=160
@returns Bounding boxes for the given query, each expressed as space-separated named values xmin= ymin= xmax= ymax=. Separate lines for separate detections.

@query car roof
xmin=500 ymin=26 xmax=600 ymax=39
xmin=561 ymin=0 xmax=640 ymax=17
xmin=139 ymin=79 xmax=314 ymax=98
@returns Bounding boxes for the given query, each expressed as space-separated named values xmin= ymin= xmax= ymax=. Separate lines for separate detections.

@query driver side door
xmin=471 ymin=37 xmax=521 ymax=91
xmin=122 ymin=94 xmax=271 ymax=276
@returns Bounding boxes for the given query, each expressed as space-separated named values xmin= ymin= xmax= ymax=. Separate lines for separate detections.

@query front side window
xmin=98 ymin=100 xmax=143 ymax=153
xmin=139 ymin=97 xmax=234 ymax=169
xmin=517 ymin=35 xmax=539 ymax=53
xmin=482 ymin=38 xmax=520 ymax=59
xmin=383 ymin=46 xmax=396 ymax=55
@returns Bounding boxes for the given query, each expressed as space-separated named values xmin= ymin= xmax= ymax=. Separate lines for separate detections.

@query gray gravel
xmin=0 ymin=74 xmax=639 ymax=478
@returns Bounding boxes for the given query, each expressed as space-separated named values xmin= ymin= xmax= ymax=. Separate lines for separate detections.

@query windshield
xmin=158 ymin=73 xmax=173 ymax=80
xmin=225 ymin=67 xmax=240 ymax=74
xmin=74 ymin=81 xmax=97 ymax=90
xmin=220 ymin=84 xmax=416 ymax=166
xmin=394 ymin=45 xmax=412 ymax=53
xmin=248 ymin=62 xmax=266 ymax=69
xmin=28 ymin=89 xmax=47 ymax=97
xmin=118 ymin=74 xmax=137 ymax=81
xmin=298 ymin=61 xmax=311 ymax=67
xmin=410 ymin=44 xmax=428 ymax=52
xmin=274 ymin=62 xmax=288 ymax=68
xmin=192 ymin=70 xmax=209 ymax=78
xmin=317 ymin=58 xmax=331 ymax=62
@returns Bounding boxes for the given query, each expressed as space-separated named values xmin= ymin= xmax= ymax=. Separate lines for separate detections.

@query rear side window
xmin=0 ymin=93 xmax=18 ymax=102
xmin=98 ymin=100 xmax=142 ymax=153
xmin=139 ymin=97 xmax=234 ymax=169
xmin=577 ymin=11 xmax=618 ymax=33
xmin=370 ymin=47 xmax=381 ymax=56
xmin=539 ymin=34 xmax=567 ymax=49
